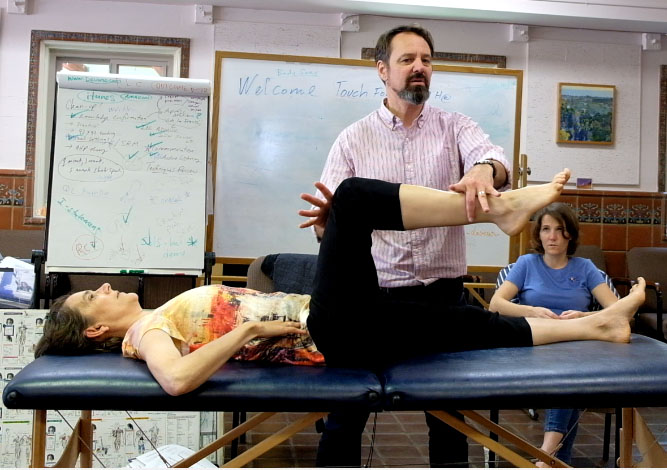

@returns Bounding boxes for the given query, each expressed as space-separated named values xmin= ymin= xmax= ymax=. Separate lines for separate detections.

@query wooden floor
xmin=223 ymin=407 xmax=667 ymax=467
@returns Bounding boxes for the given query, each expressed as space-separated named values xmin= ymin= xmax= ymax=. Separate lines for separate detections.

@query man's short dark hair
xmin=375 ymin=25 xmax=435 ymax=64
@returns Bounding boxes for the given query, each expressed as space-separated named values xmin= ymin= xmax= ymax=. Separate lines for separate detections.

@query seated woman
xmin=489 ymin=202 xmax=618 ymax=466
xmin=35 ymin=169 xmax=646 ymax=399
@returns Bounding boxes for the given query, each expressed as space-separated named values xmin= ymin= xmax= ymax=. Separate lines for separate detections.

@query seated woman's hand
xmin=251 ymin=320 xmax=307 ymax=338
xmin=559 ymin=310 xmax=589 ymax=320
xmin=528 ymin=307 xmax=560 ymax=319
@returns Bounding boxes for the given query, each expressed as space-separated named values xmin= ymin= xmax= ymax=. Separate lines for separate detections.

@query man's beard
xmin=397 ymin=73 xmax=430 ymax=105
xmin=398 ymin=85 xmax=430 ymax=105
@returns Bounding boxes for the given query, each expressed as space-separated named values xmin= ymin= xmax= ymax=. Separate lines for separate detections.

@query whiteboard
xmin=212 ymin=52 xmax=521 ymax=266
xmin=46 ymin=72 xmax=210 ymax=274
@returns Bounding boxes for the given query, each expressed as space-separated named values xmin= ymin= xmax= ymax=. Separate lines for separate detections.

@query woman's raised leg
xmin=308 ymin=168 xmax=572 ymax=301
xmin=308 ymin=170 xmax=573 ymax=360
xmin=310 ymin=178 xmax=403 ymax=303
xmin=307 ymin=178 xmax=404 ymax=363
xmin=400 ymin=169 xmax=570 ymax=235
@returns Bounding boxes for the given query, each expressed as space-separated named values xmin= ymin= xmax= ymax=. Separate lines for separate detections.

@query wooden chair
xmin=494 ymin=253 xmax=619 ymax=464
xmin=625 ymin=247 xmax=666 ymax=343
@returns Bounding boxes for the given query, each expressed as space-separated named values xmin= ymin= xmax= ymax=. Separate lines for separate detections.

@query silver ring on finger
xmin=478 ymin=190 xmax=486 ymax=196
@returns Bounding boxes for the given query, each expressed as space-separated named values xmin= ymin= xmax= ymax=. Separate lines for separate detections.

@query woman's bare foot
xmin=588 ymin=277 xmax=646 ymax=343
xmin=489 ymin=169 xmax=571 ymax=236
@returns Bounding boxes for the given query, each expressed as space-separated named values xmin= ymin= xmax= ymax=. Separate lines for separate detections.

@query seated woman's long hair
xmin=34 ymin=295 xmax=122 ymax=357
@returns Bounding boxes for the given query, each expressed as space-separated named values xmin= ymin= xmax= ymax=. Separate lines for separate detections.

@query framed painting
xmin=557 ymin=83 xmax=615 ymax=145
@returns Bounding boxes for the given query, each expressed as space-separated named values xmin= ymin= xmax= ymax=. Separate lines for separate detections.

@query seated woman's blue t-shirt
xmin=505 ymin=253 xmax=605 ymax=314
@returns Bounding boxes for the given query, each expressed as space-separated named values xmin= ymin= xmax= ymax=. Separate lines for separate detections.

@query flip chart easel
xmin=45 ymin=72 xmax=211 ymax=276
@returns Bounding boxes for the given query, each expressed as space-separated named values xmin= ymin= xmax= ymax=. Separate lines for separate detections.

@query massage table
xmin=4 ymin=334 xmax=667 ymax=468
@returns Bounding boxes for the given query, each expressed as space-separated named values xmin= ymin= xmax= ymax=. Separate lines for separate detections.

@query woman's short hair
xmin=375 ymin=25 xmax=434 ymax=64
xmin=531 ymin=202 xmax=580 ymax=256
xmin=34 ymin=295 xmax=121 ymax=358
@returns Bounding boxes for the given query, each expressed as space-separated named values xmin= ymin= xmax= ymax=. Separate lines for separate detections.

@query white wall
xmin=525 ymin=39 xmax=640 ymax=185
xmin=0 ymin=0 xmax=214 ymax=170
xmin=214 ymin=12 xmax=667 ymax=191
xmin=528 ymin=26 xmax=667 ymax=192
xmin=2 ymin=2 xmax=666 ymax=191
xmin=339 ymin=15 xmax=665 ymax=191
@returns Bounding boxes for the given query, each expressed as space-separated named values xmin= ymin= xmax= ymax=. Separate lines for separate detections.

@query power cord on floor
xmin=55 ymin=410 xmax=106 ymax=468
xmin=363 ymin=412 xmax=378 ymax=467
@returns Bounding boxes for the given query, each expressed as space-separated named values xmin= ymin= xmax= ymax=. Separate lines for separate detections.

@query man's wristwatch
xmin=473 ymin=159 xmax=497 ymax=179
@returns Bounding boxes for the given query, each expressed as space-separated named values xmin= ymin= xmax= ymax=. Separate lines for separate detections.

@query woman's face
xmin=65 ymin=283 xmax=140 ymax=324
xmin=539 ymin=214 xmax=570 ymax=257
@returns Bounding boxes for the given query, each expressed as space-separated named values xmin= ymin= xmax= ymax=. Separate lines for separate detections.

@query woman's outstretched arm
xmin=489 ymin=281 xmax=560 ymax=319
xmin=559 ymin=282 xmax=619 ymax=319
xmin=139 ymin=321 xmax=306 ymax=396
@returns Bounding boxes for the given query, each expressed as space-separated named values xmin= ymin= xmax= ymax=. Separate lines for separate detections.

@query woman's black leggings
xmin=306 ymin=177 xmax=532 ymax=368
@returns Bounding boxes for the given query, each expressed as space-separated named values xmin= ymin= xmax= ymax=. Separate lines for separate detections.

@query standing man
xmin=300 ymin=25 xmax=510 ymax=467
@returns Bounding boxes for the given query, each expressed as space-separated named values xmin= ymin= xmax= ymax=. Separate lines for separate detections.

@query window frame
xmin=26 ymin=30 xmax=190 ymax=222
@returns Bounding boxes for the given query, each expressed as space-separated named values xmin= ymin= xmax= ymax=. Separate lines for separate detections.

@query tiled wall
xmin=0 ymin=170 xmax=40 ymax=231
xmin=559 ymin=189 xmax=667 ymax=278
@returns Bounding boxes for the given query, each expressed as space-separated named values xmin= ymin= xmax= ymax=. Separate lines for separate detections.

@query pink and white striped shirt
xmin=317 ymin=102 xmax=510 ymax=287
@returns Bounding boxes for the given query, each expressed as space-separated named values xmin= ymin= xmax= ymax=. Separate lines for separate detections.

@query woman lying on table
xmin=489 ymin=202 xmax=618 ymax=466
xmin=34 ymin=169 xmax=646 ymax=397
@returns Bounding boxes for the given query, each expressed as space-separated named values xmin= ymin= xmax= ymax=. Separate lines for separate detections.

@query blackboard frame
xmin=210 ymin=51 xmax=522 ymax=268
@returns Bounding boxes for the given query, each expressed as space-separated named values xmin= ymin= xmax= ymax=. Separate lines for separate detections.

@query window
xmin=26 ymin=31 xmax=190 ymax=221
xmin=57 ymin=57 xmax=170 ymax=76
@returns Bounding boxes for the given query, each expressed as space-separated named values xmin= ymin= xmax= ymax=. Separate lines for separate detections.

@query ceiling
xmin=96 ymin=0 xmax=667 ymax=34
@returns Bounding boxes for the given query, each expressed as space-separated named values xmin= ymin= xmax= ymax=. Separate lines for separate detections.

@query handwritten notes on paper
xmin=46 ymin=73 xmax=209 ymax=274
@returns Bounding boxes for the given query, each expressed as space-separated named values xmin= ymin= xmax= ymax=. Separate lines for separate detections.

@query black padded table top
xmin=5 ymin=335 xmax=667 ymax=413
xmin=382 ymin=334 xmax=667 ymax=410
xmin=2 ymin=353 xmax=383 ymax=412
